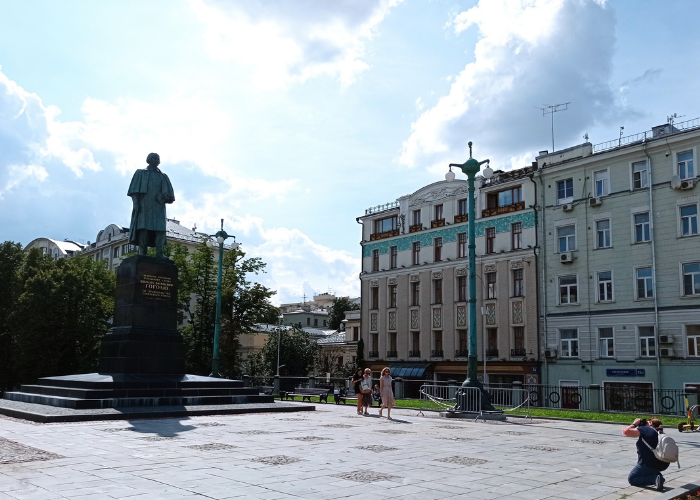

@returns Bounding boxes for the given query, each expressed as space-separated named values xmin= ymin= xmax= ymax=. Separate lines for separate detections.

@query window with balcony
xmin=432 ymin=331 xmax=443 ymax=357
xmin=434 ymin=237 xmax=442 ymax=262
xmin=458 ymin=232 xmax=467 ymax=258
xmin=560 ymin=329 xmax=579 ymax=358
xmin=413 ymin=209 xmax=421 ymax=226
xmin=372 ymin=249 xmax=379 ymax=271
xmin=458 ymin=276 xmax=467 ymax=302
xmin=597 ymin=271 xmax=613 ymax=302
xmin=434 ymin=204 xmax=443 ymax=220
xmin=370 ymin=333 xmax=379 ymax=357
xmin=388 ymin=332 xmax=397 ymax=357
xmin=390 ymin=246 xmax=397 ymax=268
xmin=678 ymin=151 xmax=695 ymax=180
xmin=432 ymin=204 xmax=445 ymax=227
xmin=486 ymin=328 xmax=498 ymax=357
xmin=596 ymin=219 xmax=611 ymax=248
xmin=683 ymin=262 xmax=700 ymax=296
xmin=512 ymin=269 xmax=523 ymax=297
xmin=410 ymin=332 xmax=420 ymax=357
xmin=632 ymin=161 xmax=648 ymax=189
xmin=411 ymin=282 xmax=420 ymax=306
xmin=511 ymin=222 xmax=522 ymax=249
xmin=455 ymin=198 xmax=468 ymax=223
xmin=594 ymin=170 xmax=609 ymax=196
xmin=486 ymin=272 xmax=496 ymax=299
xmin=370 ymin=287 xmax=379 ymax=309
xmin=639 ymin=326 xmax=655 ymax=357
xmin=559 ymin=275 xmax=578 ymax=304
xmin=457 ymin=329 xmax=468 ymax=357
xmin=412 ymin=241 xmax=420 ymax=265
xmin=485 ymin=227 xmax=496 ymax=253
xmin=557 ymin=225 xmax=576 ymax=252
xmin=681 ymin=205 xmax=698 ymax=236
xmin=484 ymin=186 xmax=523 ymax=216
xmin=433 ymin=279 xmax=442 ymax=304
xmin=389 ymin=285 xmax=397 ymax=308
xmin=687 ymin=325 xmax=700 ymax=357
xmin=599 ymin=327 xmax=614 ymax=358
xmin=634 ymin=213 xmax=650 ymax=243
xmin=636 ymin=267 xmax=654 ymax=299
xmin=557 ymin=179 xmax=574 ymax=204
xmin=371 ymin=215 xmax=398 ymax=240
xmin=512 ymin=327 xmax=525 ymax=356
xmin=353 ymin=326 xmax=359 ymax=341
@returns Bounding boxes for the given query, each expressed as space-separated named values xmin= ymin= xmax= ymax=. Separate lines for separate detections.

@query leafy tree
xmin=261 ymin=327 xmax=318 ymax=377
xmin=0 ymin=242 xmax=25 ymax=391
xmin=315 ymin=346 xmax=346 ymax=378
xmin=327 ymin=297 xmax=359 ymax=330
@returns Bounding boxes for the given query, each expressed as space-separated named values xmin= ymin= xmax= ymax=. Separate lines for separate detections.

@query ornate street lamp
xmin=446 ymin=142 xmax=497 ymax=412
xmin=205 ymin=218 xmax=240 ymax=378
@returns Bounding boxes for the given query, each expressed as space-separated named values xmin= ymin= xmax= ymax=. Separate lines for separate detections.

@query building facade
xmin=536 ymin=120 xmax=700 ymax=398
xmin=358 ymin=167 xmax=540 ymax=384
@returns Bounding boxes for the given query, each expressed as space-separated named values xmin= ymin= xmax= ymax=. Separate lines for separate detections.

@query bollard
xmin=394 ymin=378 xmax=404 ymax=400
xmin=513 ymin=381 xmax=523 ymax=407
xmin=243 ymin=375 xmax=250 ymax=388
xmin=686 ymin=386 xmax=698 ymax=408
xmin=308 ymin=376 xmax=316 ymax=388
xmin=589 ymin=384 xmax=601 ymax=412
xmin=273 ymin=375 xmax=280 ymax=396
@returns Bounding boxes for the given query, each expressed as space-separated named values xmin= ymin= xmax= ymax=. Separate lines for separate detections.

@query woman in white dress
xmin=378 ymin=367 xmax=396 ymax=420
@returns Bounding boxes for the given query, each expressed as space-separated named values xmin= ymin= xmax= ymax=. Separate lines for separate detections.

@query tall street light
xmin=205 ymin=218 xmax=239 ymax=378
xmin=446 ymin=141 xmax=497 ymax=412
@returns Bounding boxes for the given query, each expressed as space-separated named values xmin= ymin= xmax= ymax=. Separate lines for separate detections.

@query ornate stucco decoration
xmin=409 ymin=184 xmax=469 ymax=207
xmin=455 ymin=268 xmax=467 ymax=276
xmin=409 ymin=274 xmax=420 ymax=282
xmin=510 ymin=260 xmax=524 ymax=269
xmin=370 ymin=279 xmax=379 ymax=287
xmin=484 ymin=264 xmax=497 ymax=273
xmin=432 ymin=271 xmax=443 ymax=280
xmin=387 ymin=277 xmax=398 ymax=286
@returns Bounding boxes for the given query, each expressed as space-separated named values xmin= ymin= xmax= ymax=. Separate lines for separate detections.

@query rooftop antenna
xmin=667 ymin=113 xmax=685 ymax=126
xmin=619 ymin=126 xmax=624 ymax=146
xmin=537 ymin=102 xmax=571 ymax=152
xmin=583 ymin=133 xmax=589 ymax=142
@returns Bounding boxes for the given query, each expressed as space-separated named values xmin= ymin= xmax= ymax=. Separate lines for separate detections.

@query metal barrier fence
xmin=418 ymin=384 xmax=530 ymax=415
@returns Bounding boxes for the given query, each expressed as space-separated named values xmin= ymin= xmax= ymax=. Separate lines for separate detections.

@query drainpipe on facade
xmin=643 ymin=142 xmax=662 ymax=389
xmin=528 ymin=173 xmax=542 ymax=384
xmin=537 ymin=167 xmax=549 ymax=386
xmin=583 ymin=173 xmax=593 ymax=386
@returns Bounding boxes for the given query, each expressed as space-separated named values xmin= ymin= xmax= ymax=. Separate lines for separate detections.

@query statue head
xmin=146 ymin=153 xmax=160 ymax=168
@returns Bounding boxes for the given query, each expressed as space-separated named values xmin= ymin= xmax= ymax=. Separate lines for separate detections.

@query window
xmin=486 ymin=272 xmax=496 ymax=299
xmin=596 ymin=219 xmax=611 ymax=248
xmin=458 ymin=329 xmax=468 ymax=354
xmin=411 ymin=332 xmax=420 ymax=355
xmin=389 ymin=285 xmax=397 ymax=308
xmin=594 ymin=170 xmax=609 ymax=196
xmin=307 ymin=318 xmax=310 ymax=326
xmin=113 ymin=247 xmax=120 ymax=258
xmin=314 ymin=318 xmax=318 ymax=327
xmin=632 ymin=161 xmax=648 ymax=189
xmin=353 ymin=326 xmax=359 ymax=341
xmin=372 ymin=249 xmax=379 ymax=271
xmin=597 ymin=271 xmax=613 ymax=302
xmin=487 ymin=186 xmax=522 ymax=208
xmin=411 ymin=282 xmax=420 ymax=306
xmin=678 ymin=151 xmax=694 ymax=180
xmin=487 ymin=329 xmax=498 ymax=351
xmin=687 ymin=325 xmax=700 ymax=357
xmin=683 ymin=262 xmax=700 ymax=296
xmin=557 ymin=179 xmax=574 ymax=203
xmin=434 ymin=204 xmax=443 ymax=221
xmin=412 ymin=242 xmax=420 ymax=265
xmin=559 ymin=275 xmax=578 ymax=304
xmin=434 ymin=237 xmax=442 ymax=262
xmin=434 ymin=331 xmax=443 ymax=354
xmin=485 ymin=227 xmax=496 ymax=253
xmin=639 ymin=326 xmax=656 ymax=357
xmin=371 ymin=288 xmax=379 ymax=309
xmin=599 ymin=328 xmax=614 ymax=358
xmin=513 ymin=327 xmax=524 ymax=352
xmin=512 ymin=269 xmax=523 ymax=297
xmin=122 ymin=244 xmax=128 ymax=254
xmin=458 ymin=276 xmax=467 ymax=302
xmin=634 ymin=213 xmax=650 ymax=243
xmin=458 ymin=198 xmax=468 ymax=215
xmin=458 ymin=232 xmax=467 ymax=258
xmin=560 ymin=329 xmax=579 ymax=358
xmin=374 ymin=215 xmax=398 ymax=234
xmin=413 ymin=209 xmax=421 ymax=226
xmin=389 ymin=332 xmax=397 ymax=352
xmin=681 ymin=205 xmax=698 ymax=236
xmin=390 ymin=246 xmax=397 ymax=268
xmin=434 ymin=279 xmax=442 ymax=304
xmin=511 ymin=222 xmax=522 ymax=249
xmin=557 ymin=225 xmax=576 ymax=252
xmin=636 ymin=267 xmax=654 ymax=299
xmin=371 ymin=333 xmax=379 ymax=354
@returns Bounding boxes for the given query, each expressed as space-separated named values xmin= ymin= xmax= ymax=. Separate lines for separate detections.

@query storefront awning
xmin=388 ymin=362 xmax=433 ymax=378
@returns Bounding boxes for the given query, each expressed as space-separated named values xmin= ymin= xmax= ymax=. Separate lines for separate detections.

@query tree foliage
xmin=327 ymin=297 xmax=359 ymax=330
xmin=260 ymin=327 xmax=319 ymax=377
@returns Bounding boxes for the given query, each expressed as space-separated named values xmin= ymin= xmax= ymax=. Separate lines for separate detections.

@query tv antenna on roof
xmin=537 ymin=102 xmax=571 ymax=152
xmin=667 ymin=113 xmax=685 ymax=126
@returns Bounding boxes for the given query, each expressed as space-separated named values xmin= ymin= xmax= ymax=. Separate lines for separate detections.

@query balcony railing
xmin=370 ymin=228 xmax=399 ymax=241
xmin=431 ymin=218 xmax=446 ymax=228
xmin=454 ymin=214 xmax=468 ymax=223
xmin=409 ymin=224 xmax=423 ymax=233
xmin=431 ymin=350 xmax=444 ymax=358
xmin=409 ymin=350 xmax=421 ymax=357
xmin=368 ymin=351 xmax=379 ymax=358
xmin=485 ymin=348 xmax=499 ymax=357
xmin=386 ymin=350 xmax=397 ymax=358
xmin=482 ymin=201 xmax=525 ymax=218
xmin=365 ymin=201 xmax=399 ymax=215
xmin=511 ymin=348 xmax=527 ymax=357
xmin=455 ymin=349 xmax=469 ymax=357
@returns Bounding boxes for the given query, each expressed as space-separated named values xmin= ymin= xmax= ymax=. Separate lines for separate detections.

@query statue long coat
xmin=127 ymin=168 xmax=175 ymax=245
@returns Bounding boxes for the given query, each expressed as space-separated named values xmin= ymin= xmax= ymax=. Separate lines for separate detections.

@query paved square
xmin=1 ymin=403 xmax=699 ymax=499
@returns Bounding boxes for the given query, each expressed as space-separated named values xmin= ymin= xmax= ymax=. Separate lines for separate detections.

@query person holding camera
xmin=622 ymin=418 xmax=668 ymax=491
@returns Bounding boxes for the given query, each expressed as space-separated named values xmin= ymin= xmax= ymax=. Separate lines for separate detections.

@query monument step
xmin=4 ymin=392 xmax=273 ymax=409
xmin=18 ymin=385 xmax=259 ymax=400
xmin=36 ymin=373 xmax=245 ymax=390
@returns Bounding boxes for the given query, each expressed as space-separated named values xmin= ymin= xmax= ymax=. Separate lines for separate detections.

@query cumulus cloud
xmin=189 ymin=0 xmax=402 ymax=88
xmin=400 ymin=0 xmax=622 ymax=172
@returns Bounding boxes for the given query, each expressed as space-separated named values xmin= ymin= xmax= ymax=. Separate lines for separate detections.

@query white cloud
xmin=400 ymin=0 xmax=621 ymax=172
xmin=0 ymin=164 xmax=48 ymax=199
xmin=189 ymin=0 xmax=403 ymax=88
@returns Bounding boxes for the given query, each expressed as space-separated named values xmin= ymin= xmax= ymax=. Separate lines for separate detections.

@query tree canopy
xmin=327 ymin=296 xmax=359 ymax=330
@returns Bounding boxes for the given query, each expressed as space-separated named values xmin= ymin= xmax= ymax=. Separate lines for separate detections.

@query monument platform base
xmin=440 ymin=410 xmax=507 ymax=421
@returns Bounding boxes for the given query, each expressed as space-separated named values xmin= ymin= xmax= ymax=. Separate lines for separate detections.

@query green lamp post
xmin=446 ymin=142 xmax=497 ymax=412
xmin=205 ymin=218 xmax=239 ymax=378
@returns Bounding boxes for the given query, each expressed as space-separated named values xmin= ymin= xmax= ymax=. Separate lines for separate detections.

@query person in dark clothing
xmin=622 ymin=418 xmax=669 ymax=491
xmin=351 ymin=369 xmax=364 ymax=415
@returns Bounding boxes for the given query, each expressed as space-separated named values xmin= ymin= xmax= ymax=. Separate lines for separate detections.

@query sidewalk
xmin=1 ymin=402 xmax=698 ymax=499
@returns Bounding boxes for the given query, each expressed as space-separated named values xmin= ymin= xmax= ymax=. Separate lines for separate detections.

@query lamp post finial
xmin=468 ymin=141 xmax=473 ymax=158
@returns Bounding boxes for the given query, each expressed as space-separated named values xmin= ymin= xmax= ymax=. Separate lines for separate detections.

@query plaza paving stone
xmin=0 ymin=402 xmax=699 ymax=499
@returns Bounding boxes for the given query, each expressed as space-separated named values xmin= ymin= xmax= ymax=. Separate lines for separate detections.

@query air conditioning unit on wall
xmin=659 ymin=335 xmax=674 ymax=344
xmin=660 ymin=347 xmax=675 ymax=357
xmin=589 ymin=197 xmax=602 ymax=207
xmin=680 ymin=179 xmax=695 ymax=190
xmin=560 ymin=252 xmax=574 ymax=263
xmin=544 ymin=349 xmax=557 ymax=358
xmin=562 ymin=203 xmax=574 ymax=212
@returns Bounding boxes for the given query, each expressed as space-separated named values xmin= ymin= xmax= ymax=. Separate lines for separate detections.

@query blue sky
xmin=1 ymin=0 xmax=699 ymax=304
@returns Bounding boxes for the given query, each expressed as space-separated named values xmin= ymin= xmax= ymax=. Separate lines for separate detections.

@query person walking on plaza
xmin=351 ymin=369 xmax=363 ymax=415
xmin=372 ymin=384 xmax=382 ymax=407
xmin=378 ymin=367 xmax=395 ymax=420
xmin=622 ymin=418 xmax=669 ymax=491
xmin=360 ymin=369 xmax=372 ymax=415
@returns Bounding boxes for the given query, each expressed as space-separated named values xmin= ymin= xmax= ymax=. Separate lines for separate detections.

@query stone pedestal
xmin=98 ymin=255 xmax=185 ymax=374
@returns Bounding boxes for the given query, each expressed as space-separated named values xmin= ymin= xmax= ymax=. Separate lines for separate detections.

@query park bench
xmin=258 ymin=386 xmax=274 ymax=395
xmin=280 ymin=387 xmax=332 ymax=403
xmin=334 ymin=387 xmax=358 ymax=405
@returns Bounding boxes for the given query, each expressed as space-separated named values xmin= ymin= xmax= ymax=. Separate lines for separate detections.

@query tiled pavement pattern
xmin=1 ymin=403 xmax=699 ymax=499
